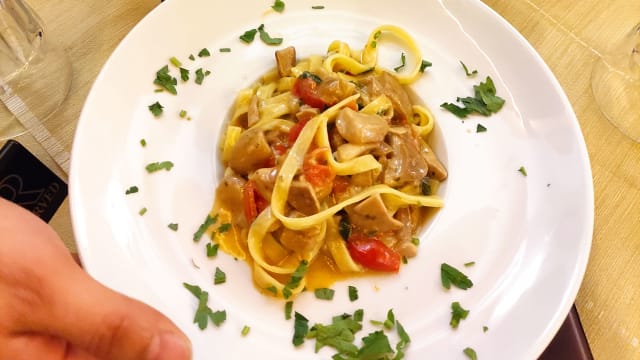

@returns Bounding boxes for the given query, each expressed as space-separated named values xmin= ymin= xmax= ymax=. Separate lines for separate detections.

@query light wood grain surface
xmin=4 ymin=0 xmax=639 ymax=358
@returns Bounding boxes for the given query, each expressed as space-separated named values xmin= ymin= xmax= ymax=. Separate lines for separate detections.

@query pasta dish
xmin=212 ymin=25 xmax=447 ymax=298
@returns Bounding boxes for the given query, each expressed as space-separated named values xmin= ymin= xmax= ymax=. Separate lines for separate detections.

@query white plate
xmin=70 ymin=0 xmax=594 ymax=359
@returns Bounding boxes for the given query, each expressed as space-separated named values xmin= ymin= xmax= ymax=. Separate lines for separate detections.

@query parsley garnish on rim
xmin=441 ymin=76 xmax=505 ymax=118
xmin=282 ymin=260 xmax=308 ymax=299
xmin=179 ymin=67 xmax=189 ymax=81
xmin=464 ymin=347 xmax=478 ymax=360
xmin=292 ymin=312 xmax=309 ymax=346
xmin=311 ymin=5 xmax=325 ymax=9
xmin=239 ymin=28 xmax=258 ymax=43
xmin=183 ymin=283 xmax=227 ymax=329
xmin=348 ymin=285 xmax=359 ymax=302
xmin=460 ymin=61 xmax=478 ymax=77
xmin=476 ymin=123 xmax=487 ymax=133
xmin=314 ymin=288 xmax=335 ymax=300
xmin=419 ymin=59 xmax=433 ymax=73
xmin=284 ymin=301 xmax=293 ymax=320
xmin=441 ymin=263 xmax=474 ymax=290
xmin=193 ymin=214 xmax=218 ymax=242
xmin=214 ymin=267 xmax=226 ymax=285
xmin=197 ymin=48 xmax=210 ymax=57
xmin=145 ymin=161 xmax=174 ymax=173
xmin=450 ymin=301 xmax=469 ymax=329
xmin=258 ymin=24 xmax=283 ymax=45
xmin=153 ymin=65 xmax=177 ymax=94
xmin=394 ymin=52 xmax=406 ymax=72
xmin=271 ymin=0 xmax=285 ymax=12
xmin=125 ymin=186 xmax=138 ymax=195
xmin=148 ymin=101 xmax=163 ymax=117
xmin=518 ymin=166 xmax=528 ymax=176
xmin=206 ymin=243 xmax=219 ymax=257
xmin=167 ymin=223 xmax=178 ymax=231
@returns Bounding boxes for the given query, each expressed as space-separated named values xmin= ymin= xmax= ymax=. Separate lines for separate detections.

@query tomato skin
xmin=347 ymin=234 xmax=401 ymax=272
xmin=243 ymin=180 xmax=268 ymax=223
xmin=292 ymin=77 xmax=326 ymax=108
xmin=288 ymin=118 xmax=310 ymax=145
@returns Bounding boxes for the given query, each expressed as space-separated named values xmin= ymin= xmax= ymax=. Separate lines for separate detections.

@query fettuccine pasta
xmin=212 ymin=25 xmax=448 ymax=299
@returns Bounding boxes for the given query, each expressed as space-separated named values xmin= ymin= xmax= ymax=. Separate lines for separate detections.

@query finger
xmin=0 ymin=333 xmax=98 ymax=360
xmin=0 ymin=199 xmax=191 ymax=360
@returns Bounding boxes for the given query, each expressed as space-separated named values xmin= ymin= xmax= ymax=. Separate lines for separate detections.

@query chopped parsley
xmin=441 ymin=263 xmax=474 ymax=290
xmin=125 ymin=186 xmax=139 ymax=195
xmin=314 ymin=288 xmax=335 ymax=300
xmin=188 ymin=54 xmax=195 ymax=61
xmin=168 ymin=223 xmax=178 ymax=231
xmin=140 ymin=138 xmax=147 ymax=147
xmin=311 ymin=5 xmax=325 ymax=9
xmin=292 ymin=312 xmax=309 ymax=346
xmin=195 ymin=68 xmax=206 ymax=85
xmin=206 ymin=243 xmax=219 ymax=257
xmin=395 ymin=321 xmax=411 ymax=359
xmin=138 ymin=207 xmax=147 ymax=216
xmin=358 ymin=330 xmax=394 ymax=359
xmin=476 ymin=123 xmax=487 ymax=133
xmin=169 ymin=56 xmax=182 ymax=68
xmin=148 ymin=101 xmax=164 ymax=117
xmin=411 ymin=237 xmax=420 ymax=246
xmin=518 ymin=166 xmax=528 ymax=176
xmin=282 ymin=260 xmax=308 ymax=299
xmin=219 ymin=48 xmax=231 ymax=53
xmin=179 ymin=67 xmax=189 ymax=81
xmin=266 ymin=286 xmax=278 ymax=296
xmin=339 ymin=214 xmax=351 ymax=240
xmin=300 ymin=71 xmax=322 ymax=84
xmin=307 ymin=310 xmax=363 ymax=356
xmin=483 ymin=325 xmax=489 ymax=333
xmin=460 ymin=61 xmax=478 ymax=77
xmin=394 ymin=52 xmax=406 ymax=72
xmin=285 ymin=300 xmax=293 ymax=320
xmin=271 ymin=0 xmax=285 ymax=12
xmin=258 ymin=24 xmax=283 ymax=45
xmin=183 ymin=283 xmax=227 ymax=329
xmin=218 ymin=223 xmax=232 ymax=233
xmin=239 ymin=28 xmax=258 ymax=43
xmin=419 ymin=59 xmax=433 ymax=73
xmin=197 ymin=48 xmax=211 ymax=57
xmin=348 ymin=285 xmax=359 ymax=302
xmin=441 ymin=76 xmax=505 ymax=118
xmin=193 ymin=214 xmax=218 ymax=242
xmin=464 ymin=347 xmax=478 ymax=360
xmin=420 ymin=177 xmax=432 ymax=196
xmin=153 ymin=65 xmax=177 ymax=94
xmin=464 ymin=261 xmax=476 ymax=267
xmin=241 ymin=325 xmax=251 ymax=336
xmin=145 ymin=161 xmax=174 ymax=173
xmin=214 ymin=267 xmax=226 ymax=285
xmin=450 ymin=301 xmax=469 ymax=329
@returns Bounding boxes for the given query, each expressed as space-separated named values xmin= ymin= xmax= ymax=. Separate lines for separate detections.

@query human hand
xmin=0 ymin=198 xmax=192 ymax=360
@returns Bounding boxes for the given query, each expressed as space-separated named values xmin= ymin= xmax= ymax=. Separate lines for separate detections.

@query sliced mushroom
xmin=346 ymin=193 xmax=403 ymax=233
xmin=279 ymin=222 xmax=323 ymax=257
xmin=287 ymin=180 xmax=320 ymax=215
xmin=228 ymin=127 xmax=273 ymax=175
xmin=316 ymin=76 xmax=357 ymax=106
xmin=215 ymin=172 xmax=247 ymax=227
xmin=359 ymin=71 xmax=413 ymax=122
xmin=247 ymin=94 xmax=260 ymax=128
xmin=275 ymin=46 xmax=296 ymax=77
xmin=419 ymin=138 xmax=448 ymax=181
xmin=383 ymin=127 xmax=429 ymax=187
xmin=335 ymin=108 xmax=389 ymax=145
xmin=248 ymin=167 xmax=278 ymax=201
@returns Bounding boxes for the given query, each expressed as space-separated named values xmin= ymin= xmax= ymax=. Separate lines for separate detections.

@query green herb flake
xmin=218 ymin=223 xmax=232 ymax=233
xmin=266 ymin=286 xmax=278 ymax=296
xmin=348 ymin=285 xmax=359 ymax=302
xmin=307 ymin=311 xmax=362 ymax=355
xmin=476 ymin=123 xmax=487 ymax=133
xmin=358 ymin=330 xmax=394 ymax=359
xmin=168 ymin=223 xmax=179 ymax=231
xmin=169 ymin=56 xmax=182 ymax=68
xmin=419 ymin=59 xmax=433 ymax=73
xmin=311 ymin=5 xmax=325 ymax=9
xmin=214 ymin=267 xmax=226 ymax=285
xmin=188 ymin=54 xmax=195 ymax=61
xmin=441 ymin=76 xmax=505 ymax=118
xmin=353 ymin=309 xmax=364 ymax=322
xmin=241 ymin=325 xmax=251 ymax=336
xmin=518 ymin=166 xmax=528 ymax=176
xmin=240 ymin=28 xmax=258 ymax=43
xmin=450 ymin=301 xmax=469 ymax=329
xmin=179 ymin=67 xmax=189 ymax=81
xmin=219 ymin=47 xmax=231 ymax=53
xmin=140 ymin=138 xmax=147 ymax=147
xmin=395 ymin=320 xmax=411 ymax=359
xmin=300 ymin=71 xmax=322 ymax=84
xmin=195 ymin=68 xmax=206 ymax=85
xmin=441 ymin=263 xmax=474 ymax=290
xmin=271 ymin=0 xmax=285 ymax=12
xmin=394 ymin=52 xmax=406 ymax=73
xmin=148 ymin=101 xmax=164 ymax=117
xmin=292 ymin=312 xmax=309 ymax=346
xmin=339 ymin=215 xmax=351 ymax=240
xmin=183 ymin=283 xmax=226 ymax=330
xmin=210 ymin=310 xmax=226 ymax=326
xmin=206 ymin=243 xmax=219 ymax=257
xmin=257 ymin=24 xmax=283 ymax=45
xmin=440 ymin=102 xmax=471 ymax=118
xmin=464 ymin=347 xmax=478 ymax=360
xmin=464 ymin=261 xmax=476 ymax=267
xmin=402 ymin=256 xmax=408 ymax=265
xmin=125 ymin=186 xmax=139 ymax=195
xmin=198 ymin=48 xmax=211 ymax=57
xmin=145 ymin=161 xmax=174 ymax=173
xmin=153 ymin=65 xmax=178 ymax=94
xmin=460 ymin=61 xmax=478 ymax=77
xmin=411 ymin=237 xmax=420 ymax=246
xmin=193 ymin=214 xmax=218 ymax=242
xmin=420 ymin=177 xmax=432 ymax=196
xmin=483 ymin=325 xmax=489 ymax=333
xmin=314 ymin=288 xmax=335 ymax=300
xmin=139 ymin=207 xmax=147 ymax=216
xmin=282 ymin=260 xmax=308 ymax=299
xmin=370 ymin=41 xmax=377 ymax=49
xmin=285 ymin=300 xmax=293 ymax=320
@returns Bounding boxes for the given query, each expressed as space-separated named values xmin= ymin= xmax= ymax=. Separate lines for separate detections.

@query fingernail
xmin=147 ymin=331 xmax=192 ymax=360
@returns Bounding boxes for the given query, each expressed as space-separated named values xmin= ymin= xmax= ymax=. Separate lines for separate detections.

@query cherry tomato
xmin=292 ymin=77 xmax=326 ymax=108
xmin=243 ymin=180 xmax=268 ymax=223
xmin=347 ymin=233 xmax=401 ymax=272
xmin=288 ymin=117 xmax=310 ymax=145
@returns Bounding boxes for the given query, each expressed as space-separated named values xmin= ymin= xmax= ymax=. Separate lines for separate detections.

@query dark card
xmin=0 ymin=140 xmax=67 ymax=222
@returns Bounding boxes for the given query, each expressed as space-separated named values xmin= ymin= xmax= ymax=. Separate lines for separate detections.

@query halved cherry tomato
xmin=347 ymin=233 xmax=401 ymax=272
xmin=303 ymin=148 xmax=335 ymax=191
xmin=288 ymin=117 xmax=310 ymax=145
xmin=243 ymin=180 xmax=269 ymax=223
xmin=292 ymin=77 xmax=326 ymax=108
xmin=332 ymin=176 xmax=350 ymax=195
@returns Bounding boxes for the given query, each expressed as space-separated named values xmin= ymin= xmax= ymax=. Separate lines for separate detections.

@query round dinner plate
xmin=70 ymin=0 xmax=594 ymax=359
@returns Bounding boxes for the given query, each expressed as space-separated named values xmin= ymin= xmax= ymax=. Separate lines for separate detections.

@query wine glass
xmin=591 ymin=23 xmax=640 ymax=142
xmin=0 ymin=0 xmax=72 ymax=141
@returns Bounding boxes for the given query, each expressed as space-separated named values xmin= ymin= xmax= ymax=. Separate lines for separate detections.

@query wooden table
xmin=8 ymin=0 xmax=640 ymax=358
